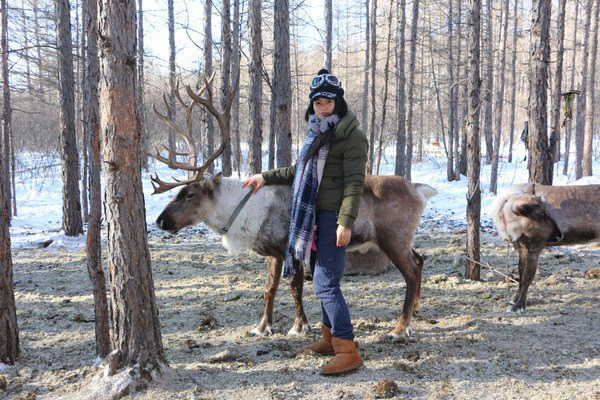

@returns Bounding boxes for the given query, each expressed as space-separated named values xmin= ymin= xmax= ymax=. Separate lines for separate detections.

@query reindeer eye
xmin=185 ymin=192 xmax=195 ymax=201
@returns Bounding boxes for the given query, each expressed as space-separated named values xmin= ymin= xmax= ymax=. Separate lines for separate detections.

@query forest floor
xmin=2 ymin=216 xmax=600 ymax=400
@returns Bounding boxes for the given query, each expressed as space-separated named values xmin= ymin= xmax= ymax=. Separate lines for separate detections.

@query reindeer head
xmin=155 ymin=173 xmax=223 ymax=233
xmin=512 ymin=194 xmax=564 ymax=244
xmin=150 ymin=73 xmax=238 ymax=233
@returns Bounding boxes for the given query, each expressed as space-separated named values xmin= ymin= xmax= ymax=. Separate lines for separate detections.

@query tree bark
xmin=367 ymin=0 xmax=377 ymax=174
xmin=231 ymin=0 xmax=241 ymax=175
xmin=466 ymin=0 xmax=481 ymax=281
xmin=98 ymin=0 xmax=164 ymax=370
xmin=1 ymin=0 xmax=11 ymax=222
xmin=507 ymin=0 xmax=518 ymax=163
xmin=81 ymin=0 xmax=89 ymax=223
xmin=482 ymin=0 xmax=493 ymax=165
xmin=394 ymin=0 xmax=406 ymax=176
xmin=574 ymin=0 xmax=593 ymax=180
xmin=274 ymin=0 xmax=292 ymax=168
xmin=453 ymin=0 xmax=463 ymax=181
xmin=405 ymin=0 xmax=419 ymax=180
xmin=56 ymin=0 xmax=83 ymax=236
xmin=248 ymin=0 xmax=263 ymax=174
xmin=527 ymin=0 xmax=552 ymax=185
xmin=446 ymin=0 xmax=456 ymax=181
xmin=167 ymin=0 xmax=177 ymax=163
xmin=204 ymin=0 xmax=215 ymax=173
xmin=221 ymin=0 xmax=233 ymax=176
xmin=0 ymin=0 xmax=18 ymax=365
xmin=138 ymin=0 xmax=148 ymax=170
xmin=361 ymin=0 xmax=370 ymax=167
xmin=582 ymin=0 xmax=598 ymax=176
xmin=490 ymin=0 xmax=509 ymax=194
xmin=563 ymin=0 xmax=578 ymax=176
xmin=84 ymin=0 xmax=110 ymax=358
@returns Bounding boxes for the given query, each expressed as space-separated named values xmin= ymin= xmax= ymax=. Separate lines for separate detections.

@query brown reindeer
xmin=491 ymin=183 xmax=600 ymax=313
xmin=149 ymin=75 xmax=437 ymax=339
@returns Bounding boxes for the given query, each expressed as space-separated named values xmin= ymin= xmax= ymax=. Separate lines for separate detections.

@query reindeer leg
xmin=250 ymin=255 xmax=282 ymax=336
xmin=287 ymin=263 xmax=310 ymax=336
xmin=508 ymin=238 xmax=544 ymax=314
xmin=411 ymin=249 xmax=424 ymax=316
xmin=380 ymin=243 xmax=421 ymax=340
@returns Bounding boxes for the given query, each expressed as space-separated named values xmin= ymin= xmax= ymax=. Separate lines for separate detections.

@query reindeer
xmin=491 ymin=183 xmax=600 ymax=314
xmin=150 ymin=75 xmax=437 ymax=339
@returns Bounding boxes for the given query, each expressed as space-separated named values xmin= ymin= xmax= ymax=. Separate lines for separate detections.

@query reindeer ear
xmin=213 ymin=172 xmax=223 ymax=185
xmin=513 ymin=199 xmax=546 ymax=220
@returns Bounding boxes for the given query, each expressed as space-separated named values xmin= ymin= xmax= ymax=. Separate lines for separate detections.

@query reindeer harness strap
xmin=218 ymin=184 xmax=256 ymax=235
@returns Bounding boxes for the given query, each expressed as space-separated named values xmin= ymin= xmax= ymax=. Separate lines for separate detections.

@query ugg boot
xmin=320 ymin=337 xmax=364 ymax=375
xmin=303 ymin=325 xmax=335 ymax=356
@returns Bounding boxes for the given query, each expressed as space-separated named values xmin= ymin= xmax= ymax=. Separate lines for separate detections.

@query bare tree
xmin=361 ymin=0 xmax=370 ymax=159
xmin=453 ymin=0 xmax=463 ymax=181
xmin=405 ymin=0 xmax=420 ymax=180
xmin=527 ymin=0 xmax=552 ymax=185
xmin=394 ymin=0 xmax=407 ymax=176
xmin=482 ymin=0 xmax=493 ymax=165
xmin=56 ymin=0 xmax=83 ymax=236
xmin=167 ymin=0 xmax=177 ymax=162
xmin=563 ymin=0 xmax=579 ymax=176
xmin=466 ymin=0 xmax=481 ymax=281
xmin=98 ymin=0 xmax=164 ymax=374
xmin=549 ymin=0 xmax=567 ymax=166
xmin=367 ymin=0 xmax=377 ymax=173
xmin=324 ymin=0 xmax=332 ymax=69
xmin=574 ymin=0 xmax=593 ymax=179
xmin=221 ymin=0 xmax=233 ymax=176
xmin=248 ymin=0 xmax=262 ymax=174
xmin=138 ymin=0 xmax=148 ymax=170
xmin=446 ymin=0 xmax=456 ymax=181
xmin=582 ymin=0 xmax=599 ymax=176
xmin=83 ymin=0 xmax=109 ymax=357
xmin=231 ymin=0 xmax=241 ymax=175
xmin=204 ymin=0 xmax=215 ymax=173
xmin=1 ymin=0 xmax=11 ymax=221
xmin=0 ymin=0 xmax=18 ymax=365
xmin=507 ymin=0 xmax=518 ymax=163
xmin=490 ymin=0 xmax=509 ymax=194
xmin=274 ymin=0 xmax=292 ymax=168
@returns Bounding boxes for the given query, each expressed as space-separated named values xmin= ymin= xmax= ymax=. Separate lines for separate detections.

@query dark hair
xmin=304 ymin=96 xmax=348 ymax=121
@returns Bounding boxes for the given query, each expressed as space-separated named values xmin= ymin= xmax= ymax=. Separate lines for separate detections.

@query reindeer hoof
xmin=249 ymin=325 xmax=273 ymax=337
xmin=387 ymin=325 xmax=414 ymax=342
xmin=506 ymin=305 xmax=526 ymax=315
xmin=287 ymin=323 xmax=310 ymax=336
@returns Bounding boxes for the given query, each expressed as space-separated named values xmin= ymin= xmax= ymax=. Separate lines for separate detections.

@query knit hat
xmin=309 ymin=69 xmax=344 ymax=102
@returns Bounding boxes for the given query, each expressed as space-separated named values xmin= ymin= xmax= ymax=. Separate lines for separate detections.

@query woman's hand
xmin=242 ymin=174 xmax=265 ymax=193
xmin=336 ymin=225 xmax=352 ymax=247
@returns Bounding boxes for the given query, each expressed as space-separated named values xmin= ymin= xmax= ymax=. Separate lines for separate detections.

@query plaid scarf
xmin=283 ymin=114 xmax=339 ymax=278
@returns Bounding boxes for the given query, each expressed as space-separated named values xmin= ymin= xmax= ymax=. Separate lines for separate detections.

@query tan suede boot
xmin=320 ymin=337 xmax=364 ymax=375
xmin=303 ymin=325 xmax=335 ymax=356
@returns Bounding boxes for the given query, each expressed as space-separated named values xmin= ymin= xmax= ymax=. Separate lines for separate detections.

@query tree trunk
xmin=98 ymin=0 xmax=164 ymax=371
xmin=582 ymin=0 xmax=599 ymax=176
xmin=375 ymin=0 xmax=394 ymax=175
xmin=248 ymin=0 xmax=263 ymax=174
xmin=446 ymin=0 xmax=456 ymax=181
xmin=84 ymin=0 xmax=110 ymax=358
xmin=1 ymin=0 xmax=11 ymax=222
xmin=527 ymin=0 xmax=552 ymax=185
xmin=167 ymin=0 xmax=177 ymax=163
xmin=56 ymin=0 xmax=83 ymax=236
xmin=204 ymin=0 xmax=215 ymax=172
xmin=361 ymin=0 xmax=370 ymax=167
xmin=549 ymin=0 xmax=567 ymax=166
xmin=507 ymin=0 xmax=518 ymax=163
xmin=490 ymin=0 xmax=509 ymax=194
xmin=574 ymin=0 xmax=593 ymax=180
xmin=482 ymin=0 xmax=493 ymax=165
xmin=394 ymin=0 xmax=406 ymax=176
xmin=453 ymin=0 xmax=463 ymax=181
xmin=21 ymin=0 xmax=32 ymax=91
xmin=81 ymin=0 xmax=89 ymax=223
xmin=563 ymin=0 xmax=578 ymax=176
xmin=466 ymin=0 xmax=481 ymax=281
xmin=221 ymin=0 xmax=233 ymax=176
xmin=367 ymin=0 xmax=377 ymax=174
xmin=324 ymin=0 xmax=332 ymax=70
xmin=138 ymin=0 xmax=148 ymax=170
xmin=274 ymin=0 xmax=292 ymax=168
xmin=231 ymin=0 xmax=241 ymax=176
xmin=405 ymin=0 xmax=419 ymax=180
xmin=0 ymin=0 xmax=18 ymax=365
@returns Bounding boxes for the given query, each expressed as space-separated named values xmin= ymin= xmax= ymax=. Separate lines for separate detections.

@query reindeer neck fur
xmin=203 ymin=178 xmax=288 ymax=254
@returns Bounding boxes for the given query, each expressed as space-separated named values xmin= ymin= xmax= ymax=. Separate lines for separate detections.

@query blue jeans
xmin=310 ymin=210 xmax=354 ymax=340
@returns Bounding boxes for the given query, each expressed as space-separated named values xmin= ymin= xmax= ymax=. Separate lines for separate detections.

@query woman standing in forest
xmin=243 ymin=69 xmax=368 ymax=375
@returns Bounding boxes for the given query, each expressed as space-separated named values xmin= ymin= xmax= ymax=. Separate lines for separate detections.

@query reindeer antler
xmin=149 ymin=72 xmax=239 ymax=194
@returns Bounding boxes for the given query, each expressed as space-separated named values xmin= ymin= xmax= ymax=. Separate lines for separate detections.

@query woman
xmin=242 ymin=69 xmax=368 ymax=375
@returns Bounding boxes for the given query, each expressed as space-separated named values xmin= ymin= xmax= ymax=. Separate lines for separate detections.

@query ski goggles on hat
xmin=310 ymin=74 xmax=341 ymax=90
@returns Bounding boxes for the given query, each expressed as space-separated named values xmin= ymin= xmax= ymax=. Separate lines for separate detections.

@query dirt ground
xmin=2 ymin=216 xmax=600 ymax=400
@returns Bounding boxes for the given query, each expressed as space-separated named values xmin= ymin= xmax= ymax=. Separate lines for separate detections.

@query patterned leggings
xmin=310 ymin=210 xmax=354 ymax=340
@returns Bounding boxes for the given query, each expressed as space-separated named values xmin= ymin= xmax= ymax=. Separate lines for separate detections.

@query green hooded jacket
xmin=261 ymin=111 xmax=368 ymax=228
